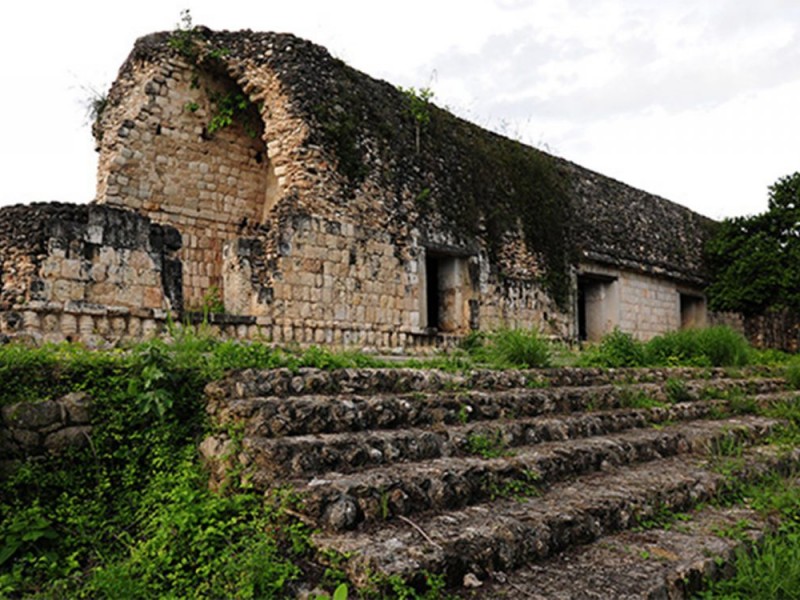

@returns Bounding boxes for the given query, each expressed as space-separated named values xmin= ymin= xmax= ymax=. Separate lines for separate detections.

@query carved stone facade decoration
xmin=0 ymin=28 xmax=723 ymax=348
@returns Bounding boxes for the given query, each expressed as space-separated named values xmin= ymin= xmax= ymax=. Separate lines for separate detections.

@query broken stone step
xmin=207 ymin=377 xmax=785 ymax=438
xmin=300 ymin=416 xmax=778 ymax=531
xmin=314 ymin=444 xmax=800 ymax=588
xmin=458 ymin=504 xmax=774 ymax=599
xmin=230 ymin=401 xmax=726 ymax=483
xmin=205 ymin=366 xmax=779 ymax=402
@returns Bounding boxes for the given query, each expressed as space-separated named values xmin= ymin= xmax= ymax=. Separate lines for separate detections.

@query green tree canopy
xmin=706 ymin=172 xmax=800 ymax=316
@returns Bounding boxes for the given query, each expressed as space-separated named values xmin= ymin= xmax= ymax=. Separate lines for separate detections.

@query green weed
xmin=465 ymin=430 xmax=512 ymax=459
xmin=634 ymin=502 xmax=691 ymax=532
xmin=645 ymin=326 xmax=751 ymax=368
xmin=785 ymin=359 xmax=800 ymax=390
xmin=579 ymin=328 xmax=646 ymax=368
xmin=484 ymin=470 xmax=541 ymax=501
xmin=665 ymin=377 xmax=692 ymax=403
xmin=485 ymin=327 xmax=552 ymax=368
xmin=698 ymin=478 xmax=800 ymax=599
xmin=617 ymin=387 xmax=667 ymax=409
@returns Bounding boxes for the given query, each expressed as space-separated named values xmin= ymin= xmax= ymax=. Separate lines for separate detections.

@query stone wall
xmin=84 ymin=28 xmax=715 ymax=349
xmin=742 ymin=309 xmax=800 ymax=353
xmin=90 ymin=31 xmax=591 ymax=347
xmin=578 ymin=262 xmax=706 ymax=341
xmin=95 ymin=54 xmax=278 ymax=307
xmin=616 ymin=272 xmax=682 ymax=340
xmin=0 ymin=203 xmax=181 ymax=344
xmin=1 ymin=393 xmax=91 ymax=464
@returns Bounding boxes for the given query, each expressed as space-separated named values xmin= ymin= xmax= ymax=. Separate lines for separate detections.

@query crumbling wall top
xmin=105 ymin=27 xmax=714 ymax=291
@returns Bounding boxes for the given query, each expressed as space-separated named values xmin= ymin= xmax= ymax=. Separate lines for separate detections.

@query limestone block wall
xmin=617 ymin=273 xmax=682 ymax=339
xmin=220 ymin=211 xmax=569 ymax=348
xmin=95 ymin=55 xmax=277 ymax=307
xmin=578 ymin=262 xmax=705 ymax=341
xmin=223 ymin=214 xmax=418 ymax=348
xmin=0 ymin=203 xmax=181 ymax=344
xmin=91 ymin=32 xmax=580 ymax=349
xmin=478 ymin=269 xmax=569 ymax=338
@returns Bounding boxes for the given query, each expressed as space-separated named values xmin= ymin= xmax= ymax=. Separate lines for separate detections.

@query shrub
xmin=579 ymin=328 xmax=647 ymax=368
xmin=785 ymin=359 xmax=800 ymax=390
xmin=486 ymin=328 xmax=552 ymax=368
xmin=664 ymin=377 xmax=691 ymax=403
xmin=645 ymin=326 xmax=751 ymax=367
xmin=0 ymin=334 xmax=377 ymax=597
xmin=0 ymin=343 xmax=124 ymax=406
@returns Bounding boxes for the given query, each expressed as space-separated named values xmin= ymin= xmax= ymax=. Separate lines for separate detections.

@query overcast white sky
xmin=1 ymin=1 xmax=798 ymax=219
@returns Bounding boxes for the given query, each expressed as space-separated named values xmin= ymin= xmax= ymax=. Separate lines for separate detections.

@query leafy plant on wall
xmin=398 ymin=86 xmax=435 ymax=153
xmin=169 ymin=10 xmax=260 ymax=139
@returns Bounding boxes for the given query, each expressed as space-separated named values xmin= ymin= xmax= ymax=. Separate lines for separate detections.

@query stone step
xmin=457 ymin=504 xmax=774 ymax=599
xmin=300 ymin=416 xmax=778 ymax=531
xmin=229 ymin=401 xmax=730 ymax=483
xmin=206 ymin=377 xmax=786 ymax=438
xmin=205 ymin=366 xmax=780 ymax=402
xmin=313 ymin=444 xmax=800 ymax=588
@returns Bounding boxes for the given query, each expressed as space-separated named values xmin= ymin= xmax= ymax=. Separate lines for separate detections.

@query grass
xmin=0 ymin=323 xmax=796 ymax=598
xmin=645 ymin=326 xmax=752 ymax=367
xmin=616 ymin=387 xmax=668 ymax=409
xmin=578 ymin=328 xmax=647 ymax=367
xmin=690 ymin=391 xmax=800 ymax=598
xmin=785 ymin=358 xmax=800 ymax=390
xmin=483 ymin=469 xmax=541 ymax=501
xmin=575 ymin=326 xmax=761 ymax=369
xmin=697 ymin=476 xmax=800 ymax=599
xmin=465 ymin=430 xmax=512 ymax=459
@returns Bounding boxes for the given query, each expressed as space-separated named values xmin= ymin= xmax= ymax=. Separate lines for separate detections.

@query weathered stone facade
xmin=0 ymin=204 xmax=180 ymax=344
xmin=1 ymin=392 xmax=92 ymax=464
xmin=0 ymin=28 xmax=720 ymax=348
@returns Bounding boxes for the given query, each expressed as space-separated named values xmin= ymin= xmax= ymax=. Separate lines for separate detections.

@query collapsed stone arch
xmin=94 ymin=54 xmax=286 ymax=308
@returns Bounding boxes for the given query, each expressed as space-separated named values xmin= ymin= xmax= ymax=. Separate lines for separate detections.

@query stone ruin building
xmin=0 ymin=28 xmax=720 ymax=349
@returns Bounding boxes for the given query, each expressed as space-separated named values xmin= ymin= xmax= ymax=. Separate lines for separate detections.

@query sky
xmin=1 ymin=1 xmax=798 ymax=220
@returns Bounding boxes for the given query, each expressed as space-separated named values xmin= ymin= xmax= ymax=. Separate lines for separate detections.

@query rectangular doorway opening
xmin=425 ymin=255 xmax=441 ymax=330
xmin=680 ymin=293 xmax=706 ymax=329
xmin=423 ymin=252 xmax=469 ymax=333
xmin=577 ymin=274 xmax=618 ymax=342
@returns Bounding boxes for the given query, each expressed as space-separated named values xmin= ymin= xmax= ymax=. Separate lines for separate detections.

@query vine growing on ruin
xmin=168 ymin=10 xmax=260 ymax=140
xmin=207 ymin=91 xmax=260 ymax=138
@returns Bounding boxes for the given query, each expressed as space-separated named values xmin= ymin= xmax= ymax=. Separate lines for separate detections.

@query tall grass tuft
xmin=784 ymin=358 xmax=800 ymax=390
xmin=645 ymin=326 xmax=751 ymax=367
xmin=578 ymin=328 xmax=647 ymax=368
xmin=486 ymin=328 xmax=552 ymax=368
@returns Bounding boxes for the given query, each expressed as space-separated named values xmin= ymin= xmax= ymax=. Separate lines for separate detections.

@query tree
xmin=706 ymin=172 xmax=800 ymax=315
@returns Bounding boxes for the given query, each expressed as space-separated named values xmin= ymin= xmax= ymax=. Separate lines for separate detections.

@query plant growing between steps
xmin=616 ymin=386 xmax=667 ymax=409
xmin=664 ymin=377 xmax=691 ymax=403
xmin=484 ymin=469 xmax=542 ymax=501
xmin=698 ymin=476 xmax=800 ymax=599
xmin=465 ymin=430 xmax=512 ymax=459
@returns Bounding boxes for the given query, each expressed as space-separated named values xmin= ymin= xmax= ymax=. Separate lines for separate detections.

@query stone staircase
xmin=200 ymin=366 xmax=800 ymax=598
